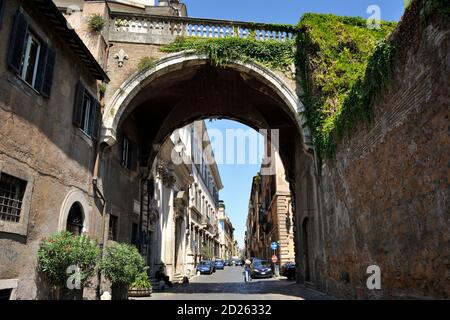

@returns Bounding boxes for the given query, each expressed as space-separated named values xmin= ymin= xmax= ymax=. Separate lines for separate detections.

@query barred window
xmin=0 ymin=173 xmax=27 ymax=223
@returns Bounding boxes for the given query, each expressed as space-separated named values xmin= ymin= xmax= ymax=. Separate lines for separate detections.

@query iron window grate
xmin=0 ymin=173 xmax=27 ymax=223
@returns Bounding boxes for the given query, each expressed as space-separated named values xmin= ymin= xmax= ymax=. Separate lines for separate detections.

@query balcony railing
xmin=109 ymin=12 xmax=296 ymax=44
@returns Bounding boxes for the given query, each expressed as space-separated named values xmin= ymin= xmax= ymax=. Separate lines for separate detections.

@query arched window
xmin=66 ymin=202 xmax=84 ymax=236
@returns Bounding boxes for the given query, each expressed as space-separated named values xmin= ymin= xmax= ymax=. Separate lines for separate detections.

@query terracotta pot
xmin=128 ymin=287 xmax=152 ymax=297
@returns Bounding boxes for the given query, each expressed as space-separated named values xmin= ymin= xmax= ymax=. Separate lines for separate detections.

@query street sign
xmin=271 ymin=242 xmax=278 ymax=250
xmin=271 ymin=255 xmax=278 ymax=263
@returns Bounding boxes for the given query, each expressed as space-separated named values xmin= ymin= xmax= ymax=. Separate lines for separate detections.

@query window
xmin=73 ymin=81 xmax=100 ymax=140
xmin=0 ymin=173 xmax=27 ymax=223
xmin=108 ymin=215 xmax=118 ymax=241
xmin=20 ymin=31 xmax=41 ymax=88
xmin=80 ymin=93 xmax=93 ymax=136
xmin=7 ymin=11 xmax=55 ymax=97
xmin=121 ymin=137 xmax=132 ymax=169
xmin=66 ymin=202 xmax=84 ymax=236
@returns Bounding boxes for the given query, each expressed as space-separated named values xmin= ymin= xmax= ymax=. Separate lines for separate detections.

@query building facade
xmin=143 ymin=120 xmax=223 ymax=283
xmin=217 ymin=201 xmax=235 ymax=260
xmin=245 ymin=152 xmax=295 ymax=267
xmin=0 ymin=0 xmax=108 ymax=299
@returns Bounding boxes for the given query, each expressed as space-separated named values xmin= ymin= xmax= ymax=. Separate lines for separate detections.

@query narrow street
xmin=133 ymin=266 xmax=333 ymax=300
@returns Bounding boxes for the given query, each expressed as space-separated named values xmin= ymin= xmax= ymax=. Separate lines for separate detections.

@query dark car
xmin=214 ymin=259 xmax=225 ymax=270
xmin=196 ymin=260 xmax=214 ymax=275
xmin=281 ymin=262 xmax=296 ymax=280
xmin=250 ymin=259 xmax=273 ymax=278
xmin=224 ymin=260 xmax=231 ymax=266
xmin=231 ymin=259 xmax=242 ymax=266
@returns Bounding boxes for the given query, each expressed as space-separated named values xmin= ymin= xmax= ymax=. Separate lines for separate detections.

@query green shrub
xmin=100 ymin=243 xmax=146 ymax=285
xmin=130 ymin=271 xmax=152 ymax=289
xmin=88 ymin=14 xmax=105 ymax=33
xmin=99 ymin=82 xmax=107 ymax=97
xmin=37 ymin=231 xmax=100 ymax=288
xmin=138 ymin=56 xmax=156 ymax=71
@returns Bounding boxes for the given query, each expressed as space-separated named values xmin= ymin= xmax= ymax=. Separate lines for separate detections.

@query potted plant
xmin=100 ymin=243 xmax=146 ymax=300
xmin=128 ymin=270 xmax=152 ymax=297
xmin=37 ymin=231 xmax=100 ymax=300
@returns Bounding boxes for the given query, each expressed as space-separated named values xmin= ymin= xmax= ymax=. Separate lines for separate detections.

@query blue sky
xmin=196 ymin=1 xmax=405 ymax=249
xmin=183 ymin=0 xmax=405 ymax=24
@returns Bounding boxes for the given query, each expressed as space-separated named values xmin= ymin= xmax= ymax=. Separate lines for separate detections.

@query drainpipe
xmin=92 ymin=142 xmax=111 ymax=299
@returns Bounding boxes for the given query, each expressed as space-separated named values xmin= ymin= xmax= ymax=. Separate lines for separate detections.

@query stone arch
xmin=101 ymin=52 xmax=312 ymax=150
xmin=58 ymin=189 xmax=91 ymax=234
xmin=100 ymin=51 xmax=322 ymax=287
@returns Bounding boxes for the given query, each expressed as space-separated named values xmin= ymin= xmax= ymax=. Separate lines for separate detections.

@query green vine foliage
xmin=138 ymin=56 xmax=156 ymax=71
xmin=158 ymin=5 xmax=448 ymax=162
xmin=161 ymin=36 xmax=296 ymax=71
xmin=296 ymin=14 xmax=397 ymax=159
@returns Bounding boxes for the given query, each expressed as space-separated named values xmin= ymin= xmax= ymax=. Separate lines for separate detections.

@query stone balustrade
xmin=109 ymin=12 xmax=296 ymax=44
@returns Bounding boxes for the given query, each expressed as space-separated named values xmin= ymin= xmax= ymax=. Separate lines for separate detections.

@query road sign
xmin=271 ymin=242 xmax=278 ymax=250
xmin=271 ymin=255 xmax=278 ymax=263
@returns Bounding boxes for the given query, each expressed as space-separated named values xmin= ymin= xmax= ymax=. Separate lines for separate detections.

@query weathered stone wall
xmin=0 ymin=0 xmax=101 ymax=299
xmin=319 ymin=5 xmax=449 ymax=299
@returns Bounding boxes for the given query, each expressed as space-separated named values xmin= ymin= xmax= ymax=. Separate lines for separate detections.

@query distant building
xmin=145 ymin=120 xmax=223 ymax=283
xmin=217 ymin=201 xmax=236 ymax=260
xmin=245 ymin=151 xmax=295 ymax=266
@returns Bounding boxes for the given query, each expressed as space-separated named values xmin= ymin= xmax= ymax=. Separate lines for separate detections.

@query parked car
xmin=196 ymin=260 xmax=215 ymax=275
xmin=214 ymin=259 xmax=225 ymax=270
xmin=250 ymin=259 xmax=273 ymax=278
xmin=281 ymin=262 xmax=296 ymax=280
xmin=231 ymin=259 xmax=242 ymax=266
xmin=224 ymin=260 xmax=232 ymax=266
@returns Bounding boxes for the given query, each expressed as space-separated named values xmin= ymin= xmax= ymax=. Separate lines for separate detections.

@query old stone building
xmin=0 ymin=0 xmax=108 ymax=299
xmin=217 ymin=201 xmax=235 ymax=260
xmin=245 ymin=152 xmax=295 ymax=267
xmin=0 ymin=0 xmax=448 ymax=300
xmin=185 ymin=121 xmax=223 ymax=271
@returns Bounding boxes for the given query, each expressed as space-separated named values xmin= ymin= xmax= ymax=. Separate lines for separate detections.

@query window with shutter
xmin=7 ymin=10 xmax=56 ymax=97
xmin=73 ymin=82 xmax=100 ymax=140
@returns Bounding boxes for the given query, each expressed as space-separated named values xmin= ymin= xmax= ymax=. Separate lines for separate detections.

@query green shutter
xmin=72 ymin=81 xmax=85 ymax=127
xmin=34 ymin=42 xmax=48 ymax=94
xmin=8 ymin=11 xmax=28 ymax=73
xmin=41 ymin=47 xmax=56 ymax=98
xmin=89 ymin=99 xmax=101 ymax=140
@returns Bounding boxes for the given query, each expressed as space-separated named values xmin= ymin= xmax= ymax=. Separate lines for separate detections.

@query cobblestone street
xmin=133 ymin=266 xmax=333 ymax=300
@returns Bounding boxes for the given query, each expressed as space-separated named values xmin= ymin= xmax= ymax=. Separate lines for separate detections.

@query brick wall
xmin=319 ymin=4 xmax=449 ymax=299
